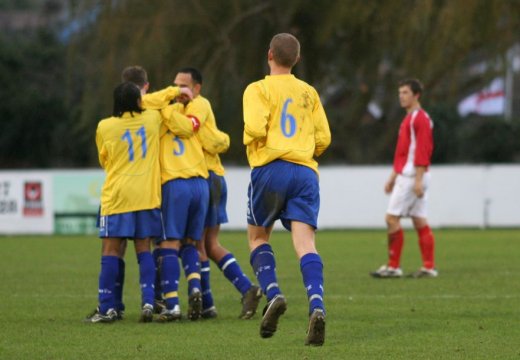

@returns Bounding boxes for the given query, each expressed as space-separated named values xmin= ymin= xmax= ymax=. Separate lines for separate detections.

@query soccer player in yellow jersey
xmin=91 ymin=65 xmax=188 ymax=321
xmin=243 ymin=33 xmax=331 ymax=345
xmin=173 ymin=68 xmax=262 ymax=320
xmin=85 ymin=81 xmax=192 ymax=323
xmin=155 ymin=83 xmax=211 ymax=322
xmin=119 ymin=66 xmax=210 ymax=322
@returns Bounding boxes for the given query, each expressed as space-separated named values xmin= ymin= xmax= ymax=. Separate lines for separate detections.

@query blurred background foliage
xmin=1 ymin=0 xmax=520 ymax=168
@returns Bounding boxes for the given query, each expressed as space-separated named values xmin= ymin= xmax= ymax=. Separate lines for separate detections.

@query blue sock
xmin=250 ymin=244 xmax=281 ymax=301
xmin=153 ymin=248 xmax=162 ymax=301
xmin=98 ymin=255 xmax=119 ymax=314
xmin=218 ymin=253 xmax=253 ymax=295
xmin=180 ymin=244 xmax=201 ymax=295
xmin=300 ymin=253 xmax=325 ymax=314
xmin=200 ymin=260 xmax=214 ymax=310
xmin=160 ymin=248 xmax=180 ymax=310
xmin=114 ymin=258 xmax=125 ymax=312
xmin=137 ymin=252 xmax=155 ymax=307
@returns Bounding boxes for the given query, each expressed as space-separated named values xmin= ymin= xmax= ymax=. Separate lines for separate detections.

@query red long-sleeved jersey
xmin=393 ymin=108 xmax=433 ymax=176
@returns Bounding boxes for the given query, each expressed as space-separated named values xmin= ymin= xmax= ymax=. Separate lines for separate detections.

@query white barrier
xmin=1 ymin=165 xmax=520 ymax=234
xmin=0 ymin=171 xmax=53 ymax=234
xmin=223 ymin=165 xmax=520 ymax=229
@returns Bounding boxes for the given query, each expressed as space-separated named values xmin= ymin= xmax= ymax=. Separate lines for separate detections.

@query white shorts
xmin=387 ymin=173 xmax=430 ymax=218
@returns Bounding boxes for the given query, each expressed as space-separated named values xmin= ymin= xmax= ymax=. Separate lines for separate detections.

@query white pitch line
xmin=326 ymin=294 xmax=520 ymax=300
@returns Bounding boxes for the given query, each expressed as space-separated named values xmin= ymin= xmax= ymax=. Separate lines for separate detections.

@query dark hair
xmin=270 ymin=33 xmax=300 ymax=68
xmin=177 ymin=67 xmax=203 ymax=85
xmin=121 ymin=65 xmax=148 ymax=88
xmin=398 ymin=78 xmax=423 ymax=96
xmin=113 ymin=82 xmax=142 ymax=117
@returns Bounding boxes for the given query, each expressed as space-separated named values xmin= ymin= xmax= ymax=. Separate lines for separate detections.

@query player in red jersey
xmin=371 ymin=79 xmax=438 ymax=279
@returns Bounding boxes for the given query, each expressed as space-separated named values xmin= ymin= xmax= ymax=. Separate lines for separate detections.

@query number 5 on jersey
xmin=121 ymin=126 xmax=147 ymax=162
xmin=172 ymin=136 xmax=185 ymax=156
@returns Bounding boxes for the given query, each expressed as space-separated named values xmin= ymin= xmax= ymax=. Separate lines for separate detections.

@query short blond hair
xmin=269 ymin=33 xmax=300 ymax=68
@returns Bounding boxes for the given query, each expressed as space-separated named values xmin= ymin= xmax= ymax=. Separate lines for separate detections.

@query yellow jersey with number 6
xmin=243 ymin=74 xmax=331 ymax=174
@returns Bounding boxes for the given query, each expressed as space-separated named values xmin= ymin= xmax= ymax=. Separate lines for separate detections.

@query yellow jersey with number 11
xmin=96 ymin=110 xmax=162 ymax=216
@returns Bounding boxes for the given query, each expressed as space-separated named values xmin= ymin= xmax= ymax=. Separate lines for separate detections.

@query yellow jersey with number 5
xmin=242 ymin=74 xmax=331 ymax=174
xmin=159 ymin=103 xmax=209 ymax=183
xmin=96 ymin=110 xmax=162 ymax=215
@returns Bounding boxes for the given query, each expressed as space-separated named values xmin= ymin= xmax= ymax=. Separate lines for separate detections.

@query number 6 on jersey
xmin=281 ymin=98 xmax=296 ymax=138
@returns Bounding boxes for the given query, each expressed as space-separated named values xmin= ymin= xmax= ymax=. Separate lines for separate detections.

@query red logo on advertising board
xmin=23 ymin=182 xmax=44 ymax=216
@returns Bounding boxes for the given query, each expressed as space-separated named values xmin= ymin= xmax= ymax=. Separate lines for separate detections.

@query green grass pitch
xmin=1 ymin=229 xmax=519 ymax=359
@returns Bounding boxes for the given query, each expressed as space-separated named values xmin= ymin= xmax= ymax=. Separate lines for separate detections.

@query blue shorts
xmin=247 ymin=160 xmax=320 ymax=231
xmin=98 ymin=208 xmax=164 ymax=239
xmin=161 ymin=177 xmax=209 ymax=241
xmin=205 ymin=171 xmax=229 ymax=227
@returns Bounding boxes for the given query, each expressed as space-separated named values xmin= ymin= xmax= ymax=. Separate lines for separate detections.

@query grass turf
xmin=0 ymin=229 xmax=519 ymax=359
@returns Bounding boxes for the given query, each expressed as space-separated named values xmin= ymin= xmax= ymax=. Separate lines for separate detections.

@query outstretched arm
xmin=142 ymin=86 xmax=193 ymax=110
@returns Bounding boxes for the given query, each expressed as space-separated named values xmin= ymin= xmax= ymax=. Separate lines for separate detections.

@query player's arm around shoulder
xmin=185 ymin=96 xmax=209 ymax=128
xmin=160 ymin=104 xmax=199 ymax=138
xmin=310 ymin=86 xmax=331 ymax=157
xmin=243 ymin=81 xmax=269 ymax=145
xmin=142 ymin=86 xmax=181 ymax=110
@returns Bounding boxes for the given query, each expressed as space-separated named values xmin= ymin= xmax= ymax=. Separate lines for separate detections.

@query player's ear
xmin=268 ymin=49 xmax=274 ymax=61
xmin=143 ymin=82 xmax=150 ymax=92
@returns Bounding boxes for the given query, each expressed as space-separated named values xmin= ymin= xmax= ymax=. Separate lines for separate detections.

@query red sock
xmin=387 ymin=228 xmax=404 ymax=268
xmin=417 ymin=225 xmax=435 ymax=269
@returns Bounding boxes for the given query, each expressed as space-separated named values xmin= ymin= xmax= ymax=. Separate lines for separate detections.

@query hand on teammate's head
xmin=179 ymin=86 xmax=193 ymax=100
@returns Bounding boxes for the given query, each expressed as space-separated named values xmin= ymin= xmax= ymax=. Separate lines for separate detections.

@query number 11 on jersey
xmin=121 ymin=126 xmax=147 ymax=161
